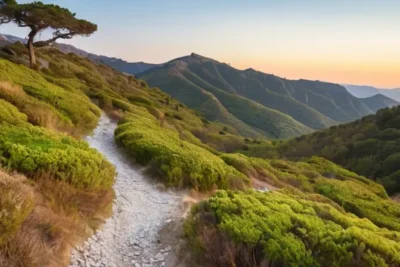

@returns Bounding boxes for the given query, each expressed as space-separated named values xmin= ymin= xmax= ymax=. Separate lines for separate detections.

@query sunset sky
xmin=1 ymin=0 xmax=399 ymax=88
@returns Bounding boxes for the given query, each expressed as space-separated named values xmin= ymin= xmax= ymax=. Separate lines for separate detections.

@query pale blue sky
xmin=1 ymin=0 xmax=400 ymax=87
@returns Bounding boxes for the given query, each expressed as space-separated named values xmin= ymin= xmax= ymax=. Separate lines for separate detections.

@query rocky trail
xmin=69 ymin=114 xmax=188 ymax=267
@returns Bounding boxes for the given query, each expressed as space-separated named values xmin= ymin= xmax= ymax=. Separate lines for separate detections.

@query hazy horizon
xmin=1 ymin=0 xmax=399 ymax=88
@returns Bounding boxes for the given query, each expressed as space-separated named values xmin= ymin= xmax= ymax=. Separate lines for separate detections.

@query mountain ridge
xmin=344 ymin=84 xmax=400 ymax=101
xmin=139 ymin=52 xmax=398 ymax=138
xmin=2 ymin=33 xmax=398 ymax=138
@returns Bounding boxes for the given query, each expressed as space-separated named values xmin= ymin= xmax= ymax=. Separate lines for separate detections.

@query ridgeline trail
xmin=69 ymin=114 xmax=187 ymax=267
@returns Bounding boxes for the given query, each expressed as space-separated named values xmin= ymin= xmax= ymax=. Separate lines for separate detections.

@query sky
xmin=1 ymin=0 xmax=400 ymax=88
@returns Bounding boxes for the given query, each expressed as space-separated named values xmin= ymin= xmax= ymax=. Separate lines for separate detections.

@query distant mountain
xmin=54 ymin=43 xmax=159 ymax=75
xmin=362 ymin=94 xmax=399 ymax=112
xmin=344 ymin=84 xmax=400 ymax=102
xmin=139 ymin=53 xmax=398 ymax=138
xmin=0 ymin=33 xmax=25 ymax=44
xmin=2 ymin=34 xmax=397 ymax=138
xmin=0 ymin=33 xmax=158 ymax=75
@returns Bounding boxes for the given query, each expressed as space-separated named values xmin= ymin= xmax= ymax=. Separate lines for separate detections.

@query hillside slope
xmin=0 ymin=42 xmax=254 ymax=266
xmin=139 ymin=53 xmax=395 ymax=137
xmin=1 ymin=40 xmax=400 ymax=267
xmin=245 ymin=105 xmax=400 ymax=194
xmin=0 ymin=33 xmax=158 ymax=75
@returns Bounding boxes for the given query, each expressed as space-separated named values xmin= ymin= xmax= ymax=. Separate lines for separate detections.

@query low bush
xmin=0 ymin=123 xmax=115 ymax=189
xmin=0 ymin=59 xmax=100 ymax=135
xmin=186 ymin=190 xmax=400 ymax=267
xmin=0 ymin=99 xmax=27 ymax=125
xmin=221 ymin=154 xmax=400 ymax=232
xmin=115 ymin=111 xmax=249 ymax=190
xmin=0 ymin=82 xmax=73 ymax=131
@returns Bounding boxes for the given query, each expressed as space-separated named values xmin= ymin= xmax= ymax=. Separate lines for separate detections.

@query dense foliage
xmin=0 ymin=100 xmax=114 ymax=189
xmin=220 ymin=154 xmax=400 ymax=230
xmin=1 ymin=36 xmax=400 ymax=267
xmin=186 ymin=190 xmax=400 ymax=267
xmin=115 ymin=107 xmax=249 ymax=190
xmin=260 ymin=105 xmax=400 ymax=194
xmin=0 ymin=58 xmax=100 ymax=135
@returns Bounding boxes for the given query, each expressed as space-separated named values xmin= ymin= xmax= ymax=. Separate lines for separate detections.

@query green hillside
xmin=1 ymin=42 xmax=400 ymax=267
xmin=0 ymin=42 xmax=257 ymax=265
xmin=139 ymin=53 xmax=397 ymax=138
xmin=141 ymin=61 xmax=313 ymax=139
xmin=186 ymin=155 xmax=400 ymax=267
xmin=243 ymin=105 xmax=400 ymax=194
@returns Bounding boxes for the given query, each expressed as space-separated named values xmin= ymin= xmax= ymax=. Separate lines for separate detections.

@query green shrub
xmin=115 ymin=112 xmax=248 ymax=190
xmin=0 ymin=82 xmax=73 ymax=131
xmin=0 ymin=122 xmax=115 ymax=189
xmin=111 ymin=98 xmax=134 ymax=112
xmin=187 ymin=190 xmax=400 ymax=267
xmin=127 ymin=95 xmax=153 ymax=107
xmin=0 ymin=59 xmax=100 ymax=134
xmin=139 ymin=79 xmax=148 ymax=88
xmin=0 ymin=99 xmax=27 ymax=125
xmin=270 ymin=105 xmax=400 ymax=194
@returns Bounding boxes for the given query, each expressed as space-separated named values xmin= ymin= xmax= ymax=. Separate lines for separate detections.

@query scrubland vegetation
xmin=1 ymin=39 xmax=400 ymax=267
xmin=186 ymin=189 xmax=400 ymax=267
xmin=186 ymin=154 xmax=400 ymax=267
xmin=0 ymin=42 xmax=255 ymax=266
xmin=242 ymin=105 xmax=400 ymax=194
xmin=115 ymin=107 xmax=249 ymax=190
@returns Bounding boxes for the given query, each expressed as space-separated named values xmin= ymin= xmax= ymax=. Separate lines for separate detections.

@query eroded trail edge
xmin=70 ymin=114 xmax=186 ymax=267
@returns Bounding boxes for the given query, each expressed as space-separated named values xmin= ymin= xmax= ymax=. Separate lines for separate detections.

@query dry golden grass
xmin=0 ymin=170 xmax=114 ymax=267
xmin=146 ymin=106 xmax=164 ymax=120
xmin=0 ymin=81 xmax=26 ymax=98
xmin=108 ymin=109 xmax=125 ymax=121
xmin=0 ymin=170 xmax=34 ymax=246
xmin=0 ymin=82 xmax=72 ymax=132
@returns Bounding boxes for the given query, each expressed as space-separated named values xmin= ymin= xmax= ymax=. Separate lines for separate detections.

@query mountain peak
xmin=244 ymin=68 xmax=256 ymax=72
xmin=190 ymin=52 xmax=204 ymax=59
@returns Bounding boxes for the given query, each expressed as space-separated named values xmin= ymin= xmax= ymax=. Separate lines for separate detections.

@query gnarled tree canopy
xmin=0 ymin=0 xmax=97 ymax=68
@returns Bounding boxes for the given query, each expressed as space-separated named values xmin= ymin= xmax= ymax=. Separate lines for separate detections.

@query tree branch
xmin=33 ymin=31 xmax=75 ymax=47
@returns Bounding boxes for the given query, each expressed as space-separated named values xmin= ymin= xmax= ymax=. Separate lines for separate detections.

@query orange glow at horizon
xmin=222 ymin=57 xmax=400 ymax=89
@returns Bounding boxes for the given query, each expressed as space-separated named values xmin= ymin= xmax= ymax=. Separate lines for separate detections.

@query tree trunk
xmin=27 ymin=39 xmax=36 ymax=69
xmin=27 ymin=29 xmax=37 ymax=69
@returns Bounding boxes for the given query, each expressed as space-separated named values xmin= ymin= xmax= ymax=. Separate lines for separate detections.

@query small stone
xmin=134 ymin=263 xmax=141 ymax=267
xmin=154 ymin=253 xmax=164 ymax=261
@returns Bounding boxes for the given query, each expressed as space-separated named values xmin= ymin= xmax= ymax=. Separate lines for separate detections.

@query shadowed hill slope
xmin=139 ymin=53 xmax=397 ymax=138
xmin=243 ymin=104 xmax=400 ymax=194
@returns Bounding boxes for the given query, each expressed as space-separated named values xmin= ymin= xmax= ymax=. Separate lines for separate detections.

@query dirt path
xmin=69 ymin=114 xmax=187 ymax=267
